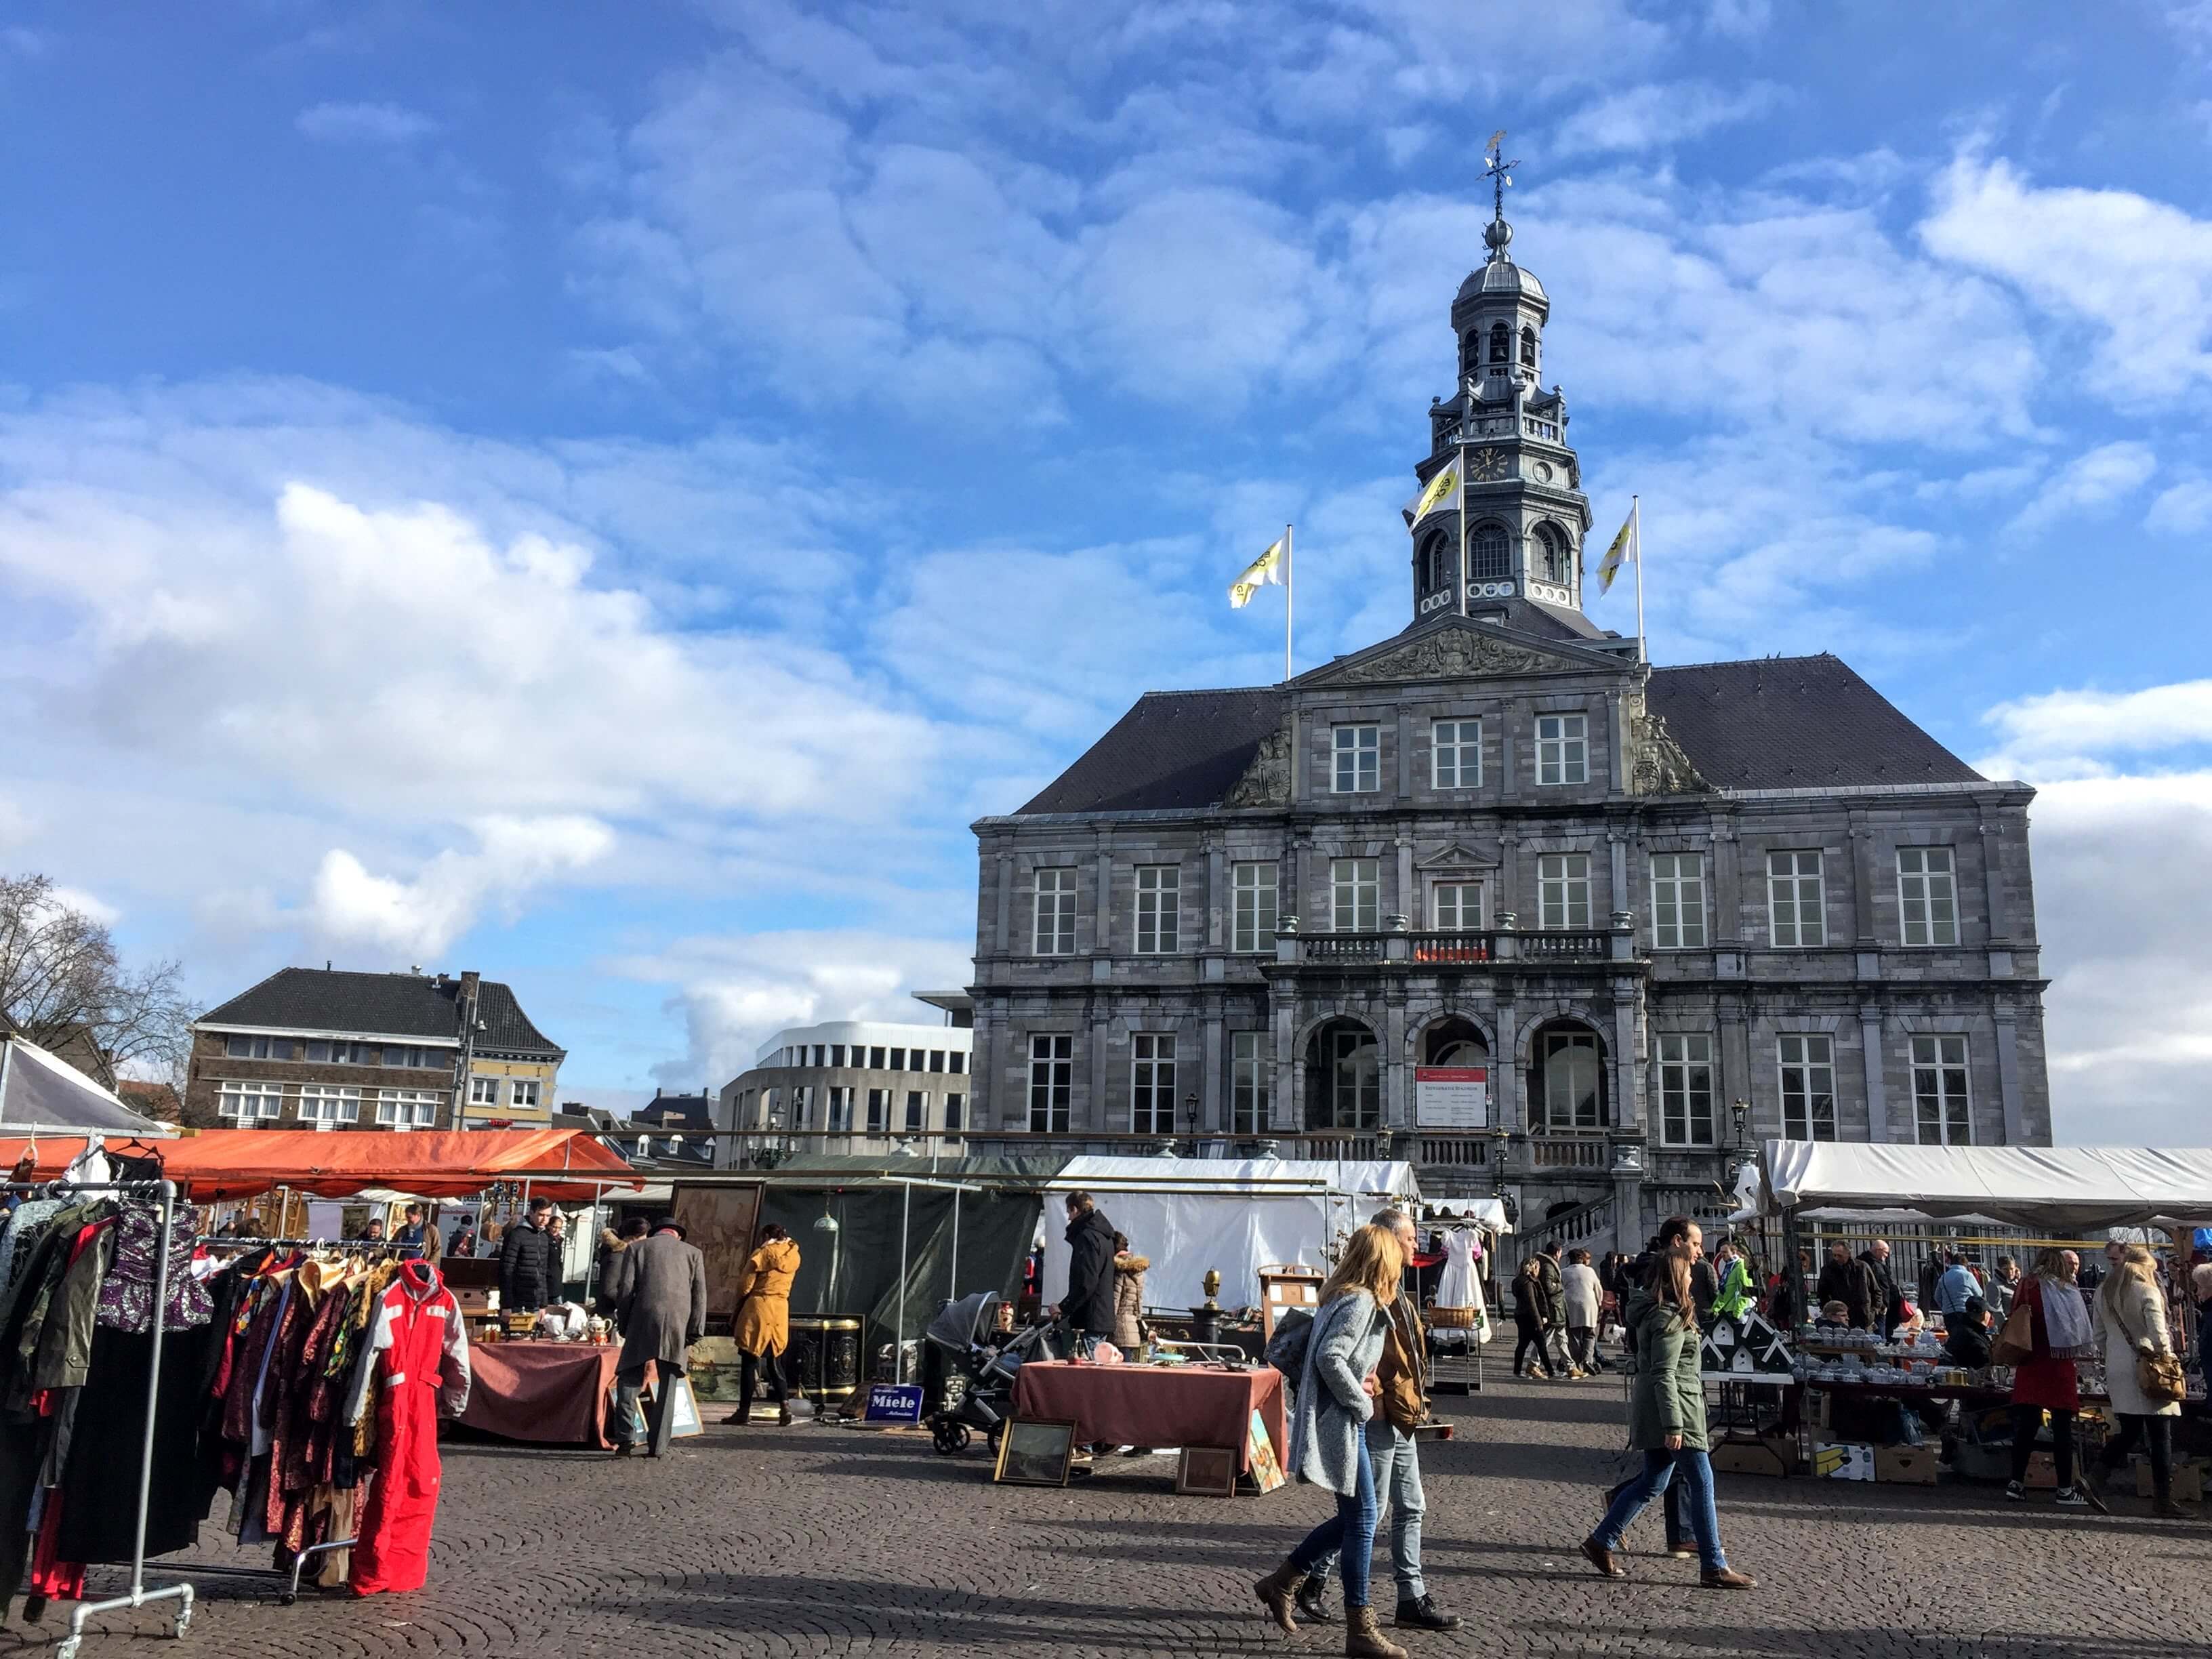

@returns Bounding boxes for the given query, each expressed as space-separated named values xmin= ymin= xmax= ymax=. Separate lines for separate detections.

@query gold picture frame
xmin=1175 ymin=1445 xmax=1238 ymax=1498
xmin=994 ymin=1418 xmax=1077 ymax=1487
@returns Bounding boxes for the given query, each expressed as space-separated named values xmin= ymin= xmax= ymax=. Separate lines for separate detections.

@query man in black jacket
xmin=1054 ymin=1191 xmax=1119 ymax=1356
xmin=1858 ymin=1238 xmax=1902 ymax=1337
xmin=1815 ymin=1240 xmax=1878 ymax=1330
xmin=499 ymin=1197 xmax=562 ymax=1311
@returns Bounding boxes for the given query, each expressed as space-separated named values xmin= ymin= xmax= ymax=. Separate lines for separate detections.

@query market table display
xmin=459 ymin=1343 xmax=643 ymax=1448
xmin=1011 ymin=1360 xmax=1286 ymax=1475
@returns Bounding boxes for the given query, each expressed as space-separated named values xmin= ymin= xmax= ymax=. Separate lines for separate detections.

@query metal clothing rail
xmin=1 ymin=1179 xmax=195 ymax=1659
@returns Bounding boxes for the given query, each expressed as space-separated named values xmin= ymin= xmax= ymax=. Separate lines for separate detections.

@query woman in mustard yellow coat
xmin=726 ymin=1225 xmax=802 ymax=1426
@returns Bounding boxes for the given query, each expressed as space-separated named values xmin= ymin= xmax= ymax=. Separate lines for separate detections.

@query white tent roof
xmin=1041 ymin=1155 xmax=1420 ymax=1199
xmin=0 ymin=1038 xmax=173 ymax=1138
xmin=1750 ymin=1139 xmax=2212 ymax=1232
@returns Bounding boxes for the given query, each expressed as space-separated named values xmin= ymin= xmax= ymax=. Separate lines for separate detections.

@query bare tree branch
xmin=0 ymin=874 xmax=196 ymax=1092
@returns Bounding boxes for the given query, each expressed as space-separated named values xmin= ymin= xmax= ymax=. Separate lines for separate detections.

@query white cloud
xmin=296 ymin=100 xmax=441 ymax=146
xmin=1553 ymin=81 xmax=1785 ymax=157
xmin=1975 ymin=678 xmax=2212 ymax=780
xmin=1920 ymin=153 xmax=2212 ymax=403
xmin=47 ymin=884 xmax=121 ymax=928
xmin=309 ymin=816 xmax=614 ymax=959
xmin=2147 ymin=477 xmax=2212 ymax=534
xmin=2005 ymin=440 xmax=2155 ymax=535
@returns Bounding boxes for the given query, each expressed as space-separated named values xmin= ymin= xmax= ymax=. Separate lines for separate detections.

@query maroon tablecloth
xmin=459 ymin=1343 xmax=632 ymax=1448
xmin=1011 ymin=1361 xmax=1286 ymax=1473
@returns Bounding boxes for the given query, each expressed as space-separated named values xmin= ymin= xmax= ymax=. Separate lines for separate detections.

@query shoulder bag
xmin=2112 ymin=1290 xmax=2186 ymax=1406
xmin=1990 ymin=1298 xmax=2034 ymax=1368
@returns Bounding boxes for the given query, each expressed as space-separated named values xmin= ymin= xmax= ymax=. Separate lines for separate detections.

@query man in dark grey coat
xmin=499 ymin=1197 xmax=562 ymax=1311
xmin=1054 ymin=1191 xmax=1119 ymax=1357
xmin=609 ymin=1216 xmax=708 ymax=1458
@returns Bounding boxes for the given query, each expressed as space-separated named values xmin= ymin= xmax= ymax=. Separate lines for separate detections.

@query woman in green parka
xmin=1580 ymin=1216 xmax=1757 ymax=1590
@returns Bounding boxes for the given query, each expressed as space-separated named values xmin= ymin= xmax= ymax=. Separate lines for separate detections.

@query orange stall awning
xmin=0 ymin=1128 xmax=639 ymax=1203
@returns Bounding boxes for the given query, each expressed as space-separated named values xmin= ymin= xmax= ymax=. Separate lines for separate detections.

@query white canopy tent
xmin=1037 ymin=1156 xmax=1421 ymax=1313
xmin=1744 ymin=1139 xmax=2212 ymax=1233
xmin=0 ymin=1036 xmax=173 ymax=1138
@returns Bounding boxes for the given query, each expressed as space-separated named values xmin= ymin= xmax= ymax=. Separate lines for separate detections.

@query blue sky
xmin=3 ymin=1 xmax=2210 ymax=1138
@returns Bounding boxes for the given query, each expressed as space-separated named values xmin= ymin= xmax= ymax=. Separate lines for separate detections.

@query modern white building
xmin=717 ymin=995 xmax=975 ymax=1165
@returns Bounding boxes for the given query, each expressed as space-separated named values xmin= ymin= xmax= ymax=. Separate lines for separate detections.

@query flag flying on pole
xmin=1227 ymin=535 xmax=1288 ymax=609
xmin=1597 ymin=503 xmax=1638 ymax=594
xmin=1404 ymin=457 xmax=1462 ymax=528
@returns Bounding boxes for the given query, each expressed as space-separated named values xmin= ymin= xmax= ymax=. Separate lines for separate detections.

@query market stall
xmin=1010 ymin=1358 xmax=1288 ymax=1479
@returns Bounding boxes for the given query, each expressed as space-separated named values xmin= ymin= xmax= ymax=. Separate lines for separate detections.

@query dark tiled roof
xmin=1647 ymin=655 xmax=1982 ymax=790
xmin=632 ymin=1094 xmax=713 ymax=1131
xmin=1016 ymin=689 xmax=1285 ymax=815
xmin=197 ymin=967 xmax=564 ymax=1057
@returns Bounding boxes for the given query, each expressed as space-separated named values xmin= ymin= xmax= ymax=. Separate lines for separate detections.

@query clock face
xmin=1469 ymin=447 xmax=1510 ymax=482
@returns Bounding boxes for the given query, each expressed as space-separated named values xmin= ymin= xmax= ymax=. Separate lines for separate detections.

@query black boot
xmin=1395 ymin=1593 xmax=1462 ymax=1631
xmin=1296 ymin=1574 xmax=1338 ymax=1623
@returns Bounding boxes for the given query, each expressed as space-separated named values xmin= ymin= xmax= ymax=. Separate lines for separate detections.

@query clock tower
xmin=1407 ymin=151 xmax=1593 ymax=628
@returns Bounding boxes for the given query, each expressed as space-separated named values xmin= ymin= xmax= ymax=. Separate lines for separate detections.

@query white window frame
xmin=375 ymin=1089 xmax=438 ymax=1130
xmin=1911 ymin=1035 xmax=1973 ymax=1145
xmin=1767 ymin=850 xmax=1826 ymax=948
xmin=1898 ymin=846 xmax=1959 ymax=947
xmin=1431 ymin=881 xmax=1484 ymax=931
xmin=1431 ymin=718 xmax=1480 ymax=790
xmin=1650 ymin=852 xmax=1707 ymax=950
xmin=1134 ymin=864 xmax=1181 ymax=954
xmin=1332 ymin=724 xmax=1380 ymax=794
xmin=296 ymin=1085 xmax=360 ymax=1129
xmin=1656 ymin=1033 xmax=1715 ymax=1147
xmin=1330 ymin=857 xmax=1380 ymax=933
xmin=217 ymin=1082 xmax=285 ymax=1122
xmin=1232 ymin=861 xmax=1279 ymax=954
xmin=510 ymin=1079 xmax=540 ymax=1109
xmin=1537 ymin=853 xmax=1591 ymax=930
xmin=1534 ymin=713 xmax=1588 ymax=786
xmin=1778 ymin=1035 xmax=1837 ymax=1141
xmin=1130 ymin=1033 xmax=1176 ymax=1135
xmin=1032 ymin=867 xmax=1077 ymax=956
xmin=1028 ymin=1033 xmax=1072 ymax=1133
xmin=1231 ymin=1031 xmax=1271 ymax=1134
xmin=468 ymin=1076 xmax=497 ymax=1105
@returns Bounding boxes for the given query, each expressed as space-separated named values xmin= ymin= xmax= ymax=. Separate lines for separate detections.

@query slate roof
xmin=1006 ymin=651 xmax=1981 ymax=816
xmin=632 ymin=1093 xmax=714 ymax=1132
xmin=197 ymin=967 xmax=565 ymax=1057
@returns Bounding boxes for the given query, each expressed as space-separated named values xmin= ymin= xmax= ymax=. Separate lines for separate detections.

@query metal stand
xmin=283 ymin=1537 xmax=359 ymax=1605
xmin=14 ymin=1179 xmax=197 ymax=1659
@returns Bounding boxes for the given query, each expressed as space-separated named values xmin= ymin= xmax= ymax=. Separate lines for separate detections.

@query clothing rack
xmin=1426 ymin=1223 xmax=1490 ymax=1396
xmin=3 ymin=1179 xmax=196 ymax=1659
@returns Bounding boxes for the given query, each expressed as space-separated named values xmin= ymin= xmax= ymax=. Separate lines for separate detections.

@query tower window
xmin=1467 ymin=523 xmax=1509 ymax=581
xmin=1419 ymin=531 xmax=1450 ymax=593
xmin=1460 ymin=331 xmax=1481 ymax=377
xmin=1520 ymin=325 xmax=1538 ymax=365
xmin=1534 ymin=523 xmax=1572 ymax=585
xmin=1488 ymin=323 xmax=1509 ymax=364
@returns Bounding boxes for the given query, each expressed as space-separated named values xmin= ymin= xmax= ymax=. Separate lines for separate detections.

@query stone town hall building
xmin=963 ymin=210 xmax=2051 ymax=1244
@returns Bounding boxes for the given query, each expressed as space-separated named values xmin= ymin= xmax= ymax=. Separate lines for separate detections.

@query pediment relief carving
xmin=1416 ymin=842 xmax=1501 ymax=871
xmin=1223 ymin=718 xmax=1293 ymax=808
xmin=1322 ymin=626 xmax=1592 ymax=686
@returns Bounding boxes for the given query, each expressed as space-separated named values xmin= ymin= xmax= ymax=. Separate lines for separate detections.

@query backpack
xmin=1265 ymin=1305 xmax=1315 ymax=1380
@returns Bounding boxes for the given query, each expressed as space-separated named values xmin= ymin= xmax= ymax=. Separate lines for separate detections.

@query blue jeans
xmin=1300 ymin=1419 xmax=1427 ymax=1602
xmin=1593 ymin=1448 xmax=1725 ymax=1573
xmin=1289 ymin=1428 xmax=1378 ymax=1608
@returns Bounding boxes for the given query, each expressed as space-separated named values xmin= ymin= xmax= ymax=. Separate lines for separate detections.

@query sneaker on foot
xmin=2053 ymin=1486 xmax=2088 ymax=1507
xmin=2004 ymin=1480 xmax=2026 ymax=1502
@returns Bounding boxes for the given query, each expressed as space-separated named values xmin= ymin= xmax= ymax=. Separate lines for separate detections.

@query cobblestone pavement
xmin=3 ymin=1373 xmax=2204 ymax=1658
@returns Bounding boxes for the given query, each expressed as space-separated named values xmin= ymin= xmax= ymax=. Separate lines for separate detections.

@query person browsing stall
xmin=610 ymin=1216 xmax=708 ymax=1458
xmin=1937 ymin=1250 xmax=1980 ymax=1319
xmin=1052 ymin=1191 xmax=1119 ymax=1357
xmin=725 ymin=1224 xmax=802 ymax=1428
xmin=499 ymin=1197 xmax=562 ymax=1311
xmin=2005 ymin=1248 xmax=2093 ymax=1507
xmin=2088 ymin=1243 xmax=2186 ymax=1515
xmin=1816 ymin=1240 xmax=1879 ymax=1331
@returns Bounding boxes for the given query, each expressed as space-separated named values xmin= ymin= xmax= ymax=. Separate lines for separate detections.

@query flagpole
xmin=1632 ymin=495 xmax=1645 ymax=664
xmin=1284 ymin=523 xmax=1294 ymax=682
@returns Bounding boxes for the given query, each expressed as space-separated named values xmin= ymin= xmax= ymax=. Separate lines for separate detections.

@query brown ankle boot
xmin=1345 ymin=1605 xmax=1409 ymax=1658
xmin=1252 ymin=1559 xmax=1300 ymax=1635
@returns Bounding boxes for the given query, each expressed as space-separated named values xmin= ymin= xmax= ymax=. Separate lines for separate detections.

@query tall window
xmin=1534 ymin=524 xmax=1570 ymax=584
xmin=1432 ymin=719 xmax=1480 ymax=789
xmin=1232 ymin=861 xmax=1278 ymax=953
xmin=1650 ymin=853 xmax=1707 ymax=949
xmin=1331 ymin=858 xmax=1379 ymax=932
xmin=1332 ymin=724 xmax=1380 ymax=793
xmin=1488 ymin=321 xmax=1509 ymax=363
xmin=1540 ymin=1029 xmax=1605 ymax=1128
xmin=827 ymin=1086 xmax=853 ymax=1132
xmin=1420 ymin=531 xmax=1450 ymax=592
xmin=469 ymin=1076 xmax=497 ymax=1105
xmin=1231 ymin=1032 xmax=1271 ymax=1134
xmin=1131 ymin=1033 xmax=1176 ymax=1134
xmin=866 ymin=1088 xmax=888 ymax=1132
xmin=1656 ymin=1033 xmax=1714 ymax=1147
xmin=943 ymin=1093 xmax=964 ymax=1132
xmin=1912 ymin=1036 xmax=1972 ymax=1145
xmin=1519 ymin=325 xmax=1538 ymax=365
xmin=1467 ymin=523 xmax=1509 ymax=580
xmin=1033 ymin=867 xmax=1077 ymax=955
xmin=1134 ymin=864 xmax=1181 ymax=954
xmin=375 ymin=1090 xmax=437 ymax=1129
xmin=1535 ymin=714 xmax=1588 ymax=785
xmin=510 ymin=1080 xmax=539 ymax=1108
xmin=1537 ymin=853 xmax=1591 ymax=930
xmin=297 ymin=1086 xmax=358 ymax=1127
xmin=1768 ymin=851 xmax=1826 ymax=947
xmin=905 ymin=1090 xmax=926 ymax=1132
xmin=1432 ymin=882 xmax=1483 ymax=930
xmin=830 ymin=1044 xmax=846 ymax=1067
xmin=1028 ymin=1034 xmax=1072 ymax=1133
xmin=1778 ymin=1036 xmax=1837 ymax=1141
xmin=1898 ymin=847 xmax=1959 ymax=946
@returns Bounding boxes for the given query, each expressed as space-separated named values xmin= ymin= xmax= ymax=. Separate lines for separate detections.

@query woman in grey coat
xmin=1251 ymin=1223 xmax=1409 ymax=1659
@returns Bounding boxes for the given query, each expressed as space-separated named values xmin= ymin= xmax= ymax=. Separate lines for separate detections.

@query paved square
xmin=5 ymin=1374 xmax=2203 ymax=1658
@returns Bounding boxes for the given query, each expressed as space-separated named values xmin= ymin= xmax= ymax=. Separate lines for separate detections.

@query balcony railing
xmin=1303 ymin=935 xmax=1385 ymax=962
xmin=1528 ymin=1132 xmax=1612 ymax=1169
xmin=1518 ymin=930 xmax=1609 ymax=960
xmin=1275 ymin=917 xmax=1633 ymax=968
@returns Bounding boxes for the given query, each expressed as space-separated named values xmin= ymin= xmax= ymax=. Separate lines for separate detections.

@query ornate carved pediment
xmin=1223 ymin=718 xmax=1293 ymax=807
xmin=1624 ymin=691 xmax=1712 ymax=796
xmin=1416 ymin=841 xmax=1500 ymax=870
xmin=1323 ymin=626 xmax=1587 ymax=685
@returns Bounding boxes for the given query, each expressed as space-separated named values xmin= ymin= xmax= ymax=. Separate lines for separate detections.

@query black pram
xmin=924 ymin=1291 xmax=1066 ymax=1455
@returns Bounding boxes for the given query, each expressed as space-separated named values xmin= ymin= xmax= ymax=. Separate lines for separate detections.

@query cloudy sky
xmin=2 ymin=1 xmax=2209 ymax=1139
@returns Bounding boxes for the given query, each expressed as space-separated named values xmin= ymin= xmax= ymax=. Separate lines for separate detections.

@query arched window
xmin=1535 ymin=1021 xmax=1609 ymax=1129
xmin=1419 ymin=531 xmax=1450 ymax=593
xmin=1460 ymin=331 xmax=1481 ymax=377
xmin=1305 ymin=1019 xmax=1380 ymax=1130
xmin=1534 ymin=524 xmax=1572 ymax=585
xmin=1467 ymin=523 xmax=1510 ymax=581
xmin=1488 ymin=323 xmax=1510 ymax=364
xmin=1519 ymin=325 xmax=1538 ymax=365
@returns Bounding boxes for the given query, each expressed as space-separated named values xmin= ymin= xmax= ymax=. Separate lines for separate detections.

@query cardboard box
xmin=1711 ymin=1433 xmax=1799 ymax=1477
xmin=2136 ymin=1457 xmax=2205 ymax=1502
xmin=1875 ymin=1445 xmax=1941 ymax=1486
xmin=454 ymin=1288 xmax=499 ymax=1316
xmin=1811 ymin=1441 xmax=1875 ymax=1481
xmin=2022 ymin=1450 xmax=2058 ymax=1490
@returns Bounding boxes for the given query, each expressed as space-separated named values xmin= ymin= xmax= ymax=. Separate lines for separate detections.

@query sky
xmin=1 ymin=1 xmax=2209 ymax=1140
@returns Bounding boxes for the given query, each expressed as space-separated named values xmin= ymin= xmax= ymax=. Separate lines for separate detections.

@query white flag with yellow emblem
xmin=1228 ymin=535 xmax=1287 ymax=609
xmin=1597 ymin=501 xmax=1639 ymax=594
xmin=1404 ymin=457 xmax=1462 ymax=528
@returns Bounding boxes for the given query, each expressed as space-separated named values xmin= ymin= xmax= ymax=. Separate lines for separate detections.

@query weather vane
xmin=1483 ymin=129 xmax=1519 ymax=230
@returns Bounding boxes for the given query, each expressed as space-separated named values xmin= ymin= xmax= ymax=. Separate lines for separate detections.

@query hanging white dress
xmin=1433 ymin=1230 xmax=1492 ymax=1342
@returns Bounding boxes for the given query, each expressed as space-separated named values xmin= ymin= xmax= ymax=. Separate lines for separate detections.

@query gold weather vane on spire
xmin=1482 ymin=131 xmax=1519 ymax=260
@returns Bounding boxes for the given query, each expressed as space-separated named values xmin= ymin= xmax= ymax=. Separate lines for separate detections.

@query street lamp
xmin=754 ymin=1108 xmax=788 ymax=1171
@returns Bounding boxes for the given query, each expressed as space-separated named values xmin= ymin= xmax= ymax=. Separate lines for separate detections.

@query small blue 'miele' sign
xmin=862 ymin=1383 xmax=926 ymax=1424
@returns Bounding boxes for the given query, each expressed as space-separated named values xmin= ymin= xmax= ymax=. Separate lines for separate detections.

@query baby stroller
xmin=924 ymin=1291 xmax=1065 ymax=1456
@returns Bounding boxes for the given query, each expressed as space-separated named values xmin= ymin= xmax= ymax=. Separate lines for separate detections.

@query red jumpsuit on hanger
xmin=349 ymin=1260 xmax=470 ymax=1597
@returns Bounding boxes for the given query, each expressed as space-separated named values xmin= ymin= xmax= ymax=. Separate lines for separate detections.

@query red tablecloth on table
xmin=458 ymin=1343 xmax=632 ymax=1448
xmin=1011 ymin=1361 xmax=1286 ymax=1473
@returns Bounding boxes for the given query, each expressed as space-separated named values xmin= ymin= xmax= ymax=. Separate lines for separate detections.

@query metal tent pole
xmin=895 ymin=1182 xmax=912 ymax=1382
xmin=949 ymin=1188 xmax=961 ymax=1303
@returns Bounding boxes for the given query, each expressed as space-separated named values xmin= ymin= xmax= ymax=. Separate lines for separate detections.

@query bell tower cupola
xmin=1406 ymin=137 xmax=1593 ymax=628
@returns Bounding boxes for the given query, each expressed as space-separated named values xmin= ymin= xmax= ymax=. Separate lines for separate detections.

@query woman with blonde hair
xmin=2089 ymin=1243 xmax=2186 ymax=1515
xmin=1252 ymin=1222 xmax=1409 ymax=1659
xmin=2005 ymin=1247 xmax=2093 ymax=1506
